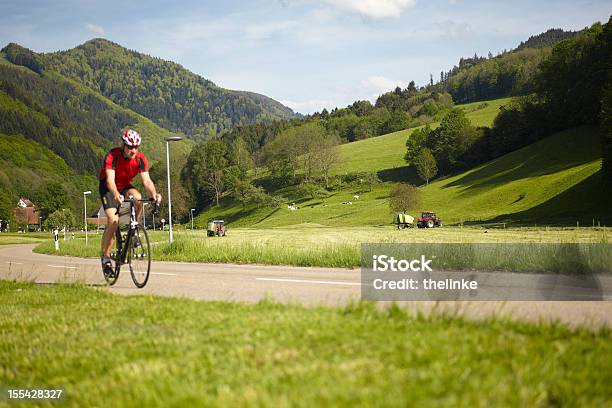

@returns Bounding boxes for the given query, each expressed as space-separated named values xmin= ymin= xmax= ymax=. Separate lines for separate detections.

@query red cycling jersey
xmin=98 ymin=148 xmax=149 ymax=191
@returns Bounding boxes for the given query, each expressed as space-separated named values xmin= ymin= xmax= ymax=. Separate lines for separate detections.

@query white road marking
xmin=256 ymin=277 xmax=361 ymax=286
xmin=47 ymin=265 xmax=77 ymax=269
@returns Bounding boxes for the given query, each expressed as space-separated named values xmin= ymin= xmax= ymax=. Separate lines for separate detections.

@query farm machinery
xmin=207 ymin=220 xmax=227 ymax=237
xmin=417 ymin=212 xmax=442 ymax=228
xmin=394 ymin=213 xmax=414 ymax=229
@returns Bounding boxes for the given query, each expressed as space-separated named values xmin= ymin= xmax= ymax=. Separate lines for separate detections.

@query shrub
xmin=389 ymin=184 xmax=421 ymax=213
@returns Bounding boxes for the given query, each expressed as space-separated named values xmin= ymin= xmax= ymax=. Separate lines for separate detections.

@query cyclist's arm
xmin=105 ymin=169 xmax=122 ymax=203
xmin=140 ymin=171 xmax=161 ymax=204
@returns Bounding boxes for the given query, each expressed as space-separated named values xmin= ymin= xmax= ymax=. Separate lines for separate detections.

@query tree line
xmin=180 ymin=120 xmax=344 ymax=211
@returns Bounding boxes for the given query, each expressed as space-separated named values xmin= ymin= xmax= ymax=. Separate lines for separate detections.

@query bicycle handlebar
xmin=114 ymin=196 xmax=160 ymax=216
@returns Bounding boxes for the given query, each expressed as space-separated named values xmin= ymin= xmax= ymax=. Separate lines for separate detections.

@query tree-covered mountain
xmin=437 ymin=48 xmax=548 ymax=103
xmin=435 ymin=28 xmax=581 ymax=103
xmin=35 ymin=38 xmax=296 ymax=138
xmin=0 ymin=45 xmax=190 ymax=174
xmin=405 ymin=18 xmax=611 ymax=181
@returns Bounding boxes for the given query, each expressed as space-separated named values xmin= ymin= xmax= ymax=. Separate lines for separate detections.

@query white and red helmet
xmin=122 ymin=129 xmax=141 ymax=147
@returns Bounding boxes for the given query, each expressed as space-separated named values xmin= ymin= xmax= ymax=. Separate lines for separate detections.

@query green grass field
xmin=0 ymin=233 xmax=46 ymax=245
xmin=421 ymin=126 xmax=608 ymax=224
xmin=1 ymin=280 xmax=610 ymax=406
xmin=335 ymin=97 xmax=513 ymax=175
xmin=34 ymin=226 xmax=609 ymax=268
xmin=196 ymin=125 xmax=609 ymax=228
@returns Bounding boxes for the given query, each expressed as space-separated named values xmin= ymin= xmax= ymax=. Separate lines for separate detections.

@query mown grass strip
xmin=0 ymin=281 xmax=610 ymax=406
xmin=34 ymin=228 xmax=610 ymax=270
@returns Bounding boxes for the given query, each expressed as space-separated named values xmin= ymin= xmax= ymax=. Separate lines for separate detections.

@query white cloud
xmin=360 ymin=75 xmax=407 ymax=97
xmin=280 ymin=98 xmax=339 ymax=114
xmin=244 ymin=21 xmax=296 ymax=40
xmin=85 ymin=23 xmax=105 ymax=35
xmin=434 ymin=20 xmax=472 ymax=38
xmin=284 ymin=74 xmax=413 ymax=114
xmin=324 ymin=0 xmax=416 ymax=19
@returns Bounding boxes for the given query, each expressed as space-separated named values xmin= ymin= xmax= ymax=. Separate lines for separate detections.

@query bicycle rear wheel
xmin=128 ymin=224 xmax=151 ymax=288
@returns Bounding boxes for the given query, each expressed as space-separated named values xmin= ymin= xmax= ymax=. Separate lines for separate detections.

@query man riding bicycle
xmin=99 ymin=129 xmax=162 ymax=277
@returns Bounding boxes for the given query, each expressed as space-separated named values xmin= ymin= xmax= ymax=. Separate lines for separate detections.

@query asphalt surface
xmin=1 ymin=244 xmax=611 ymax=328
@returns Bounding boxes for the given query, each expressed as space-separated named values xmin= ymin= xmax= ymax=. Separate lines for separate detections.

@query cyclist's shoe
xmin=101 ymin=256 xmax=114 ymax=279
xmin=132 ymin=234 xmax=142 ymax=249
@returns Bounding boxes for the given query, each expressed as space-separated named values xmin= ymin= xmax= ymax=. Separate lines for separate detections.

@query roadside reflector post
xmin=53 ymin=228 xmax=59 ymax=252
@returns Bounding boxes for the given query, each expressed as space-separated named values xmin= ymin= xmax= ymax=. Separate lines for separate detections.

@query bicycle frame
xmin=114 ymin=197 xmax=140 ymax=266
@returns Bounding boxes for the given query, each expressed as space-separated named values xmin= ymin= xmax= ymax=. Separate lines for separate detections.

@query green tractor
xmin=394 ymin=213 xmax=414 ymax=229
xmin=207 ymin=220 xmax=227 ymax=237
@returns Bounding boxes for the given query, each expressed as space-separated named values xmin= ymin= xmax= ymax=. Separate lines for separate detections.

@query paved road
xmin=1 ymin=244 xmax=611 ymax=328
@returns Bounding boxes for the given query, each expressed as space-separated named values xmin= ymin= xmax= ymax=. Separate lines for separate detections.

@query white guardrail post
xmin=53 ymin=228 xmax=59 ymax=251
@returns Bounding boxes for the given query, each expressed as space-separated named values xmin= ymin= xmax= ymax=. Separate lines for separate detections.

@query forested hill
xmin=515 ymin=28 xmax=578 ymax=51
xmin=436 ymin=28 xmax=581 ymax=103
xmin=0 ymin=46 xmax=189 ymax=174
xmin=33 ymin=38 xmax=296 ymax=138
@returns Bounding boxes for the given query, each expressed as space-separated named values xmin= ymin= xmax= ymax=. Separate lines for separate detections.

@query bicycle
xmin=104 ymin=196 xmax=158 ymax=288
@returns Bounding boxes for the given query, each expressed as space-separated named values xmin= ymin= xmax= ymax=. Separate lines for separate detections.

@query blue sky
xmin=1 ymin=1 xmax=610 ymax=114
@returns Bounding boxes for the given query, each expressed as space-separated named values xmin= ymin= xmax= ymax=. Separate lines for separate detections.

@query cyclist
xmin=99 ymin=129 xmax=162 ymax=277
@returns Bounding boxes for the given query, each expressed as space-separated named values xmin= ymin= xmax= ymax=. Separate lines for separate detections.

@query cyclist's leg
xmin=99 ymin=182 xmax=120 ymax=260
xmin=102 ymin=207 xmax=119 ymax=258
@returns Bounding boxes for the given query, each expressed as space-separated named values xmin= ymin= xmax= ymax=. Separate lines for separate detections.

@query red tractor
xmin=417 ymin=211 xmax=442 ymax=228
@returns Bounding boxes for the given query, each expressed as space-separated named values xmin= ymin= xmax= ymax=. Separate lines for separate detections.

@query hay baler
xmin=394 ymin=213 xmax=414 ymax=229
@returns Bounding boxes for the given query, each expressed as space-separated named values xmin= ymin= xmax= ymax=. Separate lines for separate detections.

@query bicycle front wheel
xmin=128 ymin=224 xmax=151 ymax=288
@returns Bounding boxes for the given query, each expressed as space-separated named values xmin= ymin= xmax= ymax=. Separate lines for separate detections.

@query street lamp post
xmin=165 ymin=136 xmax=183 ymax=244
xmin=190 ymin=208 xmax=195 ymax=230
xmin=84 ymin=191 xmax=92 ymax=245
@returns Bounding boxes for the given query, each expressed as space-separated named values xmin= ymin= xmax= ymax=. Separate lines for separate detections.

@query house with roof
xmin=86 ymin=206 xmax=108 ymax=229
xmin=14 ymin=198 xmax=41 ymax=230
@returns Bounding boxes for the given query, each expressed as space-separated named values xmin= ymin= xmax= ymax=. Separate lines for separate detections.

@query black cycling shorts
xmin=99 ymin=180 xmax=136 ymax=211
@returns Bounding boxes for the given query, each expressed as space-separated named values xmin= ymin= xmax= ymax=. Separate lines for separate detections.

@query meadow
xmin=196 ymin=125 xmax=609 ymax=228
xmin=0 ymin=280 xmax=610 ymax=406
xmin=0 ymin=233 xmax=46 ymax=245
xmin=335 ymin=97 xmax=513 ymax=175
xmin=34 ymin=225 xmax=610 ymax=269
